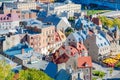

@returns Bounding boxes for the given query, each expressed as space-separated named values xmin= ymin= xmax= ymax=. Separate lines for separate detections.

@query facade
xmin=4 ymin=2 xmax=37 ymax=11
xmin=51 ymin=2 xmax=81 ymax=16
xmin=66 ymin=56 xmax=92 ymax=80
xmin=2 ymin=35 xmax=21 ymax=51
xmin=21 ymin=19 xmax=66 ymax=55
xmin=21 ymin=11 xmax=37 ymax=19
xmin=0 ymin=13 xmax=20 ymax=29
xmin=84 ymin=32 xmax=110 ymax=62
xmin=40 ymin=0 xmax=81 ymax=18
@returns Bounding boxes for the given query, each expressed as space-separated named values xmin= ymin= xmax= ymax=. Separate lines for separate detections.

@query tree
xmin=92 ymin=70 xmax=105 ymax=79
xmin=65 ymin=27 xmax=74 ymax=37
xmin=105 ymin=19 xmax=113 ymax=28
xmin=18 ymin=69 xmax=53 ymax=80
xmin=99 ymin=16 xmax=113 ymax=28
xmin=0 ymin=60 xmax=14 ymax=80
xmin=113 ymin=18 xmax=120 ymax=28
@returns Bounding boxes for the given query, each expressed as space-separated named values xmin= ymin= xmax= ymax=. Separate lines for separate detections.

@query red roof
xmin=54 ymin=53 xmax=69 ymax=64
xmin=77 ymin=56 xmax=92 ymax=68
xmin=77 ymin=42 xmax=87 ymax=54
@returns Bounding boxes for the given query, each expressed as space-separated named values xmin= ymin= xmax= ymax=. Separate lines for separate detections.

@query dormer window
xmin=104 ymin=42 xmax=106 ymax=45
xmin=4 ymin=17 xmax=6 ymax=20
xmin=7 ymin=17 xmax=9 ymax=20
xmin=69 ymin=39 xmax=70 ymax=41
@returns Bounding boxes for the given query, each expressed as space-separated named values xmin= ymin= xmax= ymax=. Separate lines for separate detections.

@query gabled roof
xmin=71 ymin=30 xmax=87 ymax=42
xmin=77 ymin=56 xmax=92 ymax=68
xmin=55 ymin=69 xmax=71 ymax=80
xmin=75 ymin=17 xmax=95 ymax=30
xmin=44 ymin=62 xmax=57 ymax=78
xmin=43 ymin=15 xmax=71 ymax=27
xmin=43 ymin=15 xmax=61 ymax=26
xmin=96 ymin=33 xmax=110 ymax=48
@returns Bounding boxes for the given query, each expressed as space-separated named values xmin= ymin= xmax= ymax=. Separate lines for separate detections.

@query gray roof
xmin=0 ymin=54 xmax=17 ymax=68
xmin=43 ymin=15 xmax=71 ymax=27
xmin=15 ymin=51 xmax=43 ymax=60
xmin=23 ymin=60 xmax=49 ymax=70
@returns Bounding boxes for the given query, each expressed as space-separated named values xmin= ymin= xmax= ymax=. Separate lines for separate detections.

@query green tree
xmin=65 ymin=27 xmax=74 ymax=37
xmin=99 ymin=16 xmax=113 ymax=28
xmin=105 ymin=19 xmax=113 ymax=28
xmin=92 ymin=70 xmax=105 ymax=79
xmin=113 ymin=18 xmax=120 ymax=28
xmin=115 ymin=62 xmax=120 ymax=67
xmin=0 ymin=60 xmax=14 ymax=80
xmin=18 ymin=69 xmax=53 ymax=80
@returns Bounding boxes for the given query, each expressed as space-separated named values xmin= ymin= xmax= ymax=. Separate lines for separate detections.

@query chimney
xmin=21 ymin=48 xmax=24 ymax=54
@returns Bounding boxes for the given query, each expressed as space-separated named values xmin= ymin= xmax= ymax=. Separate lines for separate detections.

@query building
xmin=43 ymin=15 xmax=71 ymax=32
xmin=20 ymin=19 xmax=66 ymax=55
xmin=67 ymin=16 xmax=120 ymax=62
xmin=3 ymin=43 xmax=33 ymax=58
xmin=51 ymin=0 xmax=81 ymax=16
xmin=0 ymin=34 xmax=21 ymax=52
xmin=52 ymin=44 xmax=92 ymax=80
xmin=53 ymin=43 xmax=88 ymax=64
xmin=0 ymin=13 xmax=20 ymax=30
xmin=40 ymin=0 xmax=81 ymax=18
xmin=3 ymin=2 xmax=37 ymax=11
xmin=84 ymin=32 xmax=110 ymax=62
xmin=65 ymin=56 xmax=92 ymax=80
xmin=21 ymin=10 xmax=37 ymax=19
xmin=75 ymin=17 xmax=95 ymax=30
xmin=14 ymin=51 xmax=57 ymax=78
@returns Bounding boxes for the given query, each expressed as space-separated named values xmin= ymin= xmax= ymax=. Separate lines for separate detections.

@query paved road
xmin=92 ymin=62 xmax=120 ymax=79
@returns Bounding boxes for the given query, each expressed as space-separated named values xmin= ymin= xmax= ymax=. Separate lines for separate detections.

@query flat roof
xmin=15 ymin=52 xmax=43 ymax=60
xmin=0 ymin=54 xmax=17 ymax=68
xmin=23 ymin=60 xmax=49 ymax=70
xmin=4 ymin=43 xmax=33 ymax=57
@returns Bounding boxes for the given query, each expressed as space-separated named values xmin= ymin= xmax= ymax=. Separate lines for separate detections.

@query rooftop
xmin=4 ymin=43 xmax=33 ymax=58
xmin=0 ymin=54 xmax=17 ymax=68
xmin=96 ymin=33 xmax=110 ymax=48
xmin=23 ymin=59 xmax=49 ymax=70
xmin=15 ymin=52 xmax=43 ymax=61
xmin=77 ymin=56 xmax=92 ymax=68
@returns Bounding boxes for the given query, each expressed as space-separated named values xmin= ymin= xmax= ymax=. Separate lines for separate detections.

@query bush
xmin=92 ymin=70 xmax=105 ymax=78
xmin=115 ymin=62 xmax=120 ymax=67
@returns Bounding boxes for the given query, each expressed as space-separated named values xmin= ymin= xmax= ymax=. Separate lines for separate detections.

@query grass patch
xmin=87 ymin=10 xmax=111 ymax=16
